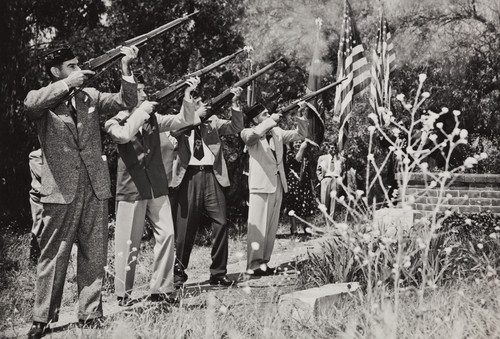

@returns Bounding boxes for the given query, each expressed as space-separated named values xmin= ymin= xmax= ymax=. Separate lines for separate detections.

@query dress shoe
xmin=149 ymin=293 xmax=179 ymax=304
xmin=209 ymin=275 xmax=236 ymax=286
xmin=27 ymin=321 xmax=47 ymax=339
xmin=249 ymin=268 xmax=269 ymax=276
xmin=265 ymin=266 xmax=281 ymax=275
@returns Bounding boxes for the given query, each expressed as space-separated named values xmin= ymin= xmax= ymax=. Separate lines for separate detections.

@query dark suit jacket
xmin=171 ymin=108 xmax=244 ymax=188
xmin=105 ymin=100 xmax=195 ymax=201
xmin=24 ymin=79 xmax=137 ymax=204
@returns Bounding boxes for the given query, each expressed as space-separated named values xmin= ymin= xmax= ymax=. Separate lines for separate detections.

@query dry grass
xmin=1 ymin=223 xmax=500 ymax=338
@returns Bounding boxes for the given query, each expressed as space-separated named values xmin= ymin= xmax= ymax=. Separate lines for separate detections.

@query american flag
xmin=369 ymin=7 xmax=396 ymax=126
xmin=334 ymin=0 xmax=370 ymax=151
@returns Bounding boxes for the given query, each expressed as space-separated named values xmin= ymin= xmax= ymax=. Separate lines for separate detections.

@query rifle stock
xmin=174 ymin=57 xmax=286 ymax=134
xmin=151 ymin=48 xmax=245 ymax=103
xmin=280 ymin=77 xmax=347 ymax=113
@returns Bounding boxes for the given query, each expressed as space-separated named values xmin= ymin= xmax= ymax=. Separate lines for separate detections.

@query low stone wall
xmin=399 ymin=173 xmax=500 ymax=214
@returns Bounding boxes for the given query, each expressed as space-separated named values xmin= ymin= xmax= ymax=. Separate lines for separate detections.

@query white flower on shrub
xmin=131 ymin=247 xmax=137 ymax=252
xmin=421 ymin=92 xmax=430 ymax=98
xmin=368 ymin=125 xmax=376 ymax=133
xmin=429 ymin=181 xmax=437 ymax=188
xmin=251 ymin=242 xmax=260 ymax=251
xmin=444 ymin=247 xmax=452 ymax=255
xmin=453 ymin=110 xmax=460 ymax=116
xmin=419 ymin=74 xmax=427 ymax=83
xmin=429 ymin=134 xmax=438 ymax=142
xmin=441 ymin=107 xmax=449 ymax=113
xmin=125 ymin=266 xmax=131 ymax=272
xmin=126 ymin=240 xmax=132 ymax=245
xmin=353 ymin=246 xmax=361 ymax=254
xmin=396 ymin=94 xmax=405 ymax=101
xmin=464 ymin=157 xmax=478 ymax=168
xmin=480 ymin=152 xmax=488 ymax=159
xmin=404 ymin=103 xmax=412 ymax=110
xmin=318 ymin=204 xmax=327 ymax=213
xmin=452 ymin=128 xmax=460 ymax=136
xmin=459 ymin=129 xmax=468 ymax=139
xmin=436 ymin=122 xmax=444 ymax=129
xmin=288 ymin=210 xmax=295 ymax=217
xmin=465 ymin=218 xmax=472 ymax=225
xmin=477 ymin=243 xmax=484 ymax=250
xmin=489 ymin=233 xmax=497 ymax=239
xmin=392 ymin=128 xmax=400 ymax=136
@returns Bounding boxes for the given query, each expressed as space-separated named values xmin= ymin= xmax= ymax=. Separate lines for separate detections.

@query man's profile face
xmin=52 ymin=58 xmax=80 ymax=79
xmin=253 ymin=109 xmax=269 ymax=124
xmin=137 ymin=83 xmax=147 ymax=107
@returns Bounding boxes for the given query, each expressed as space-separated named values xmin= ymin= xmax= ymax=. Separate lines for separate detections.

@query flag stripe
xmin=333 ymin=0 xmax=370 ymax=151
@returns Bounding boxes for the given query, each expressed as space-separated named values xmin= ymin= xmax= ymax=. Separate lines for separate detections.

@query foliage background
xmin=1 ymin=0 xmax=499 ymax=233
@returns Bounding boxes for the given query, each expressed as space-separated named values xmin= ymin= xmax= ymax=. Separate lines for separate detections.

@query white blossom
xmin=421 ymin=92 xmax=430 ymax=98
xmin=419 ymin=74 xmax=427 ymax=83
xmin=464 ymin=157 xmax=478 ymax=168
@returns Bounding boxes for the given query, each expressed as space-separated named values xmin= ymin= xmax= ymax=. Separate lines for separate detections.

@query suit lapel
xmin=202 ymin=121 xmax=219 ymax=156
xmin=54 ymin=102 xmax=78 ymax=141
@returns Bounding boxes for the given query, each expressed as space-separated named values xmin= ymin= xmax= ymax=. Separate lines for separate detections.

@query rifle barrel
xmin=85 ymin=11 xmax=199 ymax=70
xmin=280 ymin=77 xmax=347 ymax=113
xmin=152 ymin=48 xmax=245 ymax=102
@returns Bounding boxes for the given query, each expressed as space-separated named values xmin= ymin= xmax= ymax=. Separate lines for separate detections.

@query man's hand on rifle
xmin=271 ymin=113 xmax=282 ymax=122
xmin=64 ymin=70 xmax=95 ymax=88
xmin=138 ymin=100 xmax=158 ymax=115
xmin=184 ymin=76 xmax=200 ymax=100
xmin=297 ymin=100 xmax=307 ymax=116
xmin=231 ymin=87 xmax=243 ymax=110
xmin=120 ymin=45 xmax=139 ymax=76
xmin=230 ymin=87 xmax=243 ymax=103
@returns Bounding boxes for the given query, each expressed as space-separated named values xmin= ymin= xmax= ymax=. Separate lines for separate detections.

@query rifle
xmin=151 ymin=48 xmax=245 ymax=103
xmin=175 ymin=57 xmax=287 ymax=134
xmin=53 ymin=11 xmax=199 ymax=108
xmin=279 ymin=77 xmax=347 ymax=114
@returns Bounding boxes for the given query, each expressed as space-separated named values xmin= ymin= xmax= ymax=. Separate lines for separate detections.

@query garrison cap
xmin=41 ymin=46 xmax=76 ymax=74
xmin=245 ymin=102 xmax=267 ymax=121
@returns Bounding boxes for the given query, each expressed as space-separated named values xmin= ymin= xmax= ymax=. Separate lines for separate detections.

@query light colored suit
xmin=241 ymin=116 xmax=308 ymax=270
xmin=25 ymin=78 xmax=137 ymax=323
xmin=316 ymin=154 xmax=344 ymax=215
xmin=105 ymin=100 xmax=195 ymax=297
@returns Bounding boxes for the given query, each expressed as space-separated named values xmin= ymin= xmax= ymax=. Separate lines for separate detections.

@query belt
xmin=187 ymin=165 xmax=213 ymax=172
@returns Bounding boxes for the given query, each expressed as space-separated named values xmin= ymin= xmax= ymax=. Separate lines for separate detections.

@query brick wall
xmin=398 ymin=173 xmax=500 ymax=214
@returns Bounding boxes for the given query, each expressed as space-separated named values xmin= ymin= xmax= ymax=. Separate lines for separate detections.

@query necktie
xmin=193 ymin=126 xmax=205 ymax=160
xmin=68 ymin=101 xmax=77 ymax=125
xmin=266 ymin=134 xmax=276 ymax=159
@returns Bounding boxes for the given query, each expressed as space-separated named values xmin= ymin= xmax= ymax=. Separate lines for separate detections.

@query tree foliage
xmin=2 ymin=0 xmax=500 ymax=232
